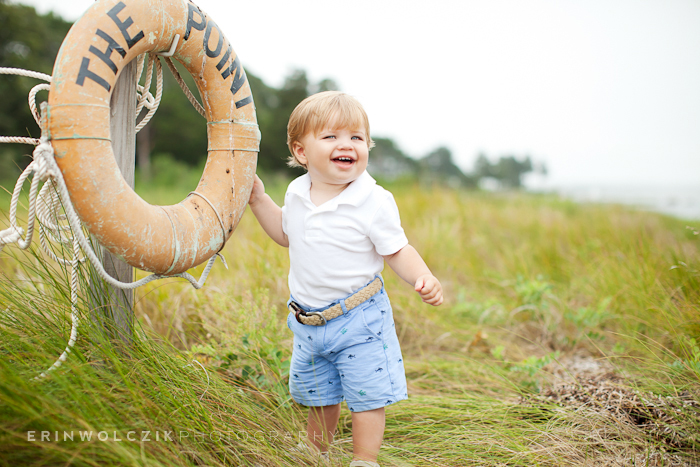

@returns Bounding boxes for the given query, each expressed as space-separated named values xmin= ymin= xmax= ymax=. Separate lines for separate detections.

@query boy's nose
xmin=337 ymin=138 xmax=352 ymax=149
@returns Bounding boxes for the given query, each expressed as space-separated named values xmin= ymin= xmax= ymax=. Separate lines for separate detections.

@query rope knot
xmin=138 ymin=89 xmax=157 ymax=109
xmin=32 ymin=140 xmax=57 ymax=181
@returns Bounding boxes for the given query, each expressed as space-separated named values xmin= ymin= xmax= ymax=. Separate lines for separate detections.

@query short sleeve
xmin=368 ymin=193 xmax=409 ymax=256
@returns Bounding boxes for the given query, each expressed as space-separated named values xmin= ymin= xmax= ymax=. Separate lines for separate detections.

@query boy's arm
xmin=383 ymin=245 xmax=443 ymax=306
xmin=248 ymin=175 xmax=289 ymax=247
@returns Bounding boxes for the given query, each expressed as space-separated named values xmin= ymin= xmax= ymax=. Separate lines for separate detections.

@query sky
xmin=12 ymin=0 xmax=700 ymax=187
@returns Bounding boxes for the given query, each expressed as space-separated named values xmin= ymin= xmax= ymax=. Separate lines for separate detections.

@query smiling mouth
xmin=332 ymin=157 xmax=355 ymax=165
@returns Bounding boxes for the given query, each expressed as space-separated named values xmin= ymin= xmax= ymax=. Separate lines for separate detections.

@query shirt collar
xmin=287 ymin=173 xmax=312 ymax=200
xmin=287 ymin=171 xmax=376 ymax=210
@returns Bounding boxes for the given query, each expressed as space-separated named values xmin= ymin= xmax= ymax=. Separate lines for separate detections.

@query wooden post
xmin=92 ymin=60 xmax=136 ymax=344
xmin=136 ymin=122 xmax=151 ymax=181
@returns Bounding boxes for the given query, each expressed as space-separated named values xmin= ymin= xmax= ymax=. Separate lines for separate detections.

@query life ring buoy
xmin=47 ymin=0 xmax=259 ymax=275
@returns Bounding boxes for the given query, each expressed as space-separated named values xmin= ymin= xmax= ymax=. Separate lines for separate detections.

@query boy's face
xmin=293 ymin=125 xmax=369 ymax=189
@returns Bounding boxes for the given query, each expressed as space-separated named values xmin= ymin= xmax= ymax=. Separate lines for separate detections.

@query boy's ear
xmin=292 ymin=142 xmax=307 ymax=165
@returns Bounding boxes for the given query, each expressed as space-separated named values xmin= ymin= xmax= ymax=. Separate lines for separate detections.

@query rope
xmin=0 ymin=67 xmax=51 ymax=82
xmin=26 ymin=136 xmax=224 ymax=292
xmin=0 ymin=69 xmax=50 ymax=146
xmin=0 ymin=136 xmax=40 ymax=146
xmin=135 ymin=54 xmax=163 ymax=133
xmin=29 ymin=83 xmax=51 ymax=127
xmin=188 ymin=191 xmax=227 ymax=250
xmin=0 ymin=59 xmax=223 ymax=379
xmin=0 ymin=138 xmax=83 ymax=380
xmin=1 ymin=115 xmax=225 ymax=380
xmin=0 ymin=227 xmax=23 ymax=251
xmin=163 ymin=57 xmax=206 ymax=117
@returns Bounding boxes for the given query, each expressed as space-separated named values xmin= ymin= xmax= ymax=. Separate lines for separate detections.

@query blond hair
xmin=286 ymin=91 xmax=375 ymax=168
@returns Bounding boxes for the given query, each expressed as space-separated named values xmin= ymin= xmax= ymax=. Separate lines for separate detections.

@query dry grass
xmin=1 ymin=180 xmax=699 ymax=465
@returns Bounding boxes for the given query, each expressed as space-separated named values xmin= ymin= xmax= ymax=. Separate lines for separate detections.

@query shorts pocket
xmin=360 ymin=298 xmax=385 ymax=340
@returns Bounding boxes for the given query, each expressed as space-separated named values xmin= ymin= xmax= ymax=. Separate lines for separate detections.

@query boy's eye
xmin=322 ymin=135 xmax=336 ymax=139
xmin=352 ymin=136 xmax=363 ymax=141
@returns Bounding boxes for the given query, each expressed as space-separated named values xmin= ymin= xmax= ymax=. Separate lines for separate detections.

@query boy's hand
xmin=414 ymin=274 xmax=443 ymax=306
xmin=246 ymin=174 xmax=288 ymax=247
xmin=249 ymin=175 xmax=265 ymax=207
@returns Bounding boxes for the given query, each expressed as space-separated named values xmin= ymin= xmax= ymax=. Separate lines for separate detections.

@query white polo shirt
xmin=281 ymin=171 xmax=409 ymax=308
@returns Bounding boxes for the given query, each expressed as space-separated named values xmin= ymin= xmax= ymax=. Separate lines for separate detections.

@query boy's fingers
xmin=425 ymin=291 xmax=443 ymax=306
xmin=416 ymin=276 xmax=443 ymax=306
xmin=420 ymin=286 xmax=437 ymax=299
xmin=414 ymin=277 xmax=425 ymax=292
xmin=421 ymin=284 xmax=442 ymax=304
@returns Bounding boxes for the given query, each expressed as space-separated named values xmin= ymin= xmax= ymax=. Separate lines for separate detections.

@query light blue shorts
xmin=286 ymin=277 xmax=408 ymax=413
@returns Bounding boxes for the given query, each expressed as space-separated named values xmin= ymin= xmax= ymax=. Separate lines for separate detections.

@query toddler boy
xmin=248 ymin=91 xmax=442 ymax=467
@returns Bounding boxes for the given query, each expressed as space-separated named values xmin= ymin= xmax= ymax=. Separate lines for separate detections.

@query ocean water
xmin=555 ymin=185 xmax=700 ymax=221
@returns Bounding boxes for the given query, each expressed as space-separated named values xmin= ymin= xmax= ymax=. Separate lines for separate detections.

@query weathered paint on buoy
xmin=48 ymin=0 xmax=259 ymax=274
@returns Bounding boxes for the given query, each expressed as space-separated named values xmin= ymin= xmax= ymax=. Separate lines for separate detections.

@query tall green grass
xmin=1 ymin=176 xmax=699 ymax=466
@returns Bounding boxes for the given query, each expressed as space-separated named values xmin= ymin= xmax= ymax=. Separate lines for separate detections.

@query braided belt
xmin=289 ymin=277 xmax=383 ymax=326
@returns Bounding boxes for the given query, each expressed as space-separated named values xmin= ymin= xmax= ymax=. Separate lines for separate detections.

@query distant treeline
xmin=0 ymin=0 xmax=70 ymax=180
xmin=0 ymin=0 xmax=543 ymax=189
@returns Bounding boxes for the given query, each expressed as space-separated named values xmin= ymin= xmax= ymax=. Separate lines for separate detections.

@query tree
xmin=493 ymin=155 xmax=533 ymax=188
xmin=473 ymin=154 xmax=535 ymax=189
xmin=1 ymin=2 xmax=486 ymax=189
xmin=252 ymin=69 xmax=309 ymax=174
xmin=474 ymin=152 xmax=492 ymax=179
xmin=419 ymin=147 xmax=477 ymax=188
xmin=147 ymin=61 xmax=208 ymax=167
xmin=366 ymin=137 xmax=417 ymax=180
xmin=312 ymin=78 xmax=339 ymax=94
xmin=0 ymin=1 xmax=71 ymax=181
xmin=249 ymin=70 xmax=342 ymax=174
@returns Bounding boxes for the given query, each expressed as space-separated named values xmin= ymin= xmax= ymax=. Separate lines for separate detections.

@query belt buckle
xmin=290 ymin=301 xmax=327 ymax=326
